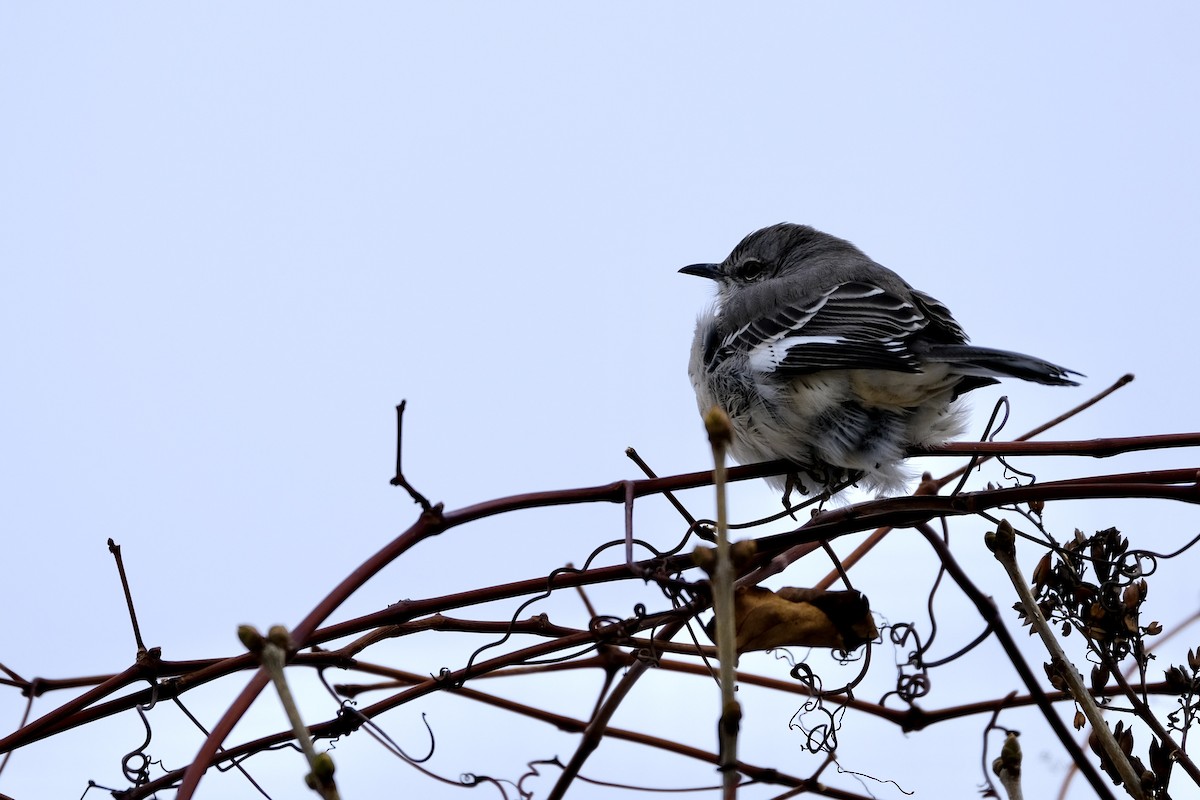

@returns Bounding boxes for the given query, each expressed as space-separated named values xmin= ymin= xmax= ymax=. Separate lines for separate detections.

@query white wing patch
xmin=748 ymin=335 xmax=842 ymax=373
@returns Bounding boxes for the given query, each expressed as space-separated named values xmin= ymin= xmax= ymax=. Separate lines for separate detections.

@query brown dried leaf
xmin=1032 ymin=551 xmax=1054 ymax=590
xmin=1090 ymin=664 xmax=1110 ymax=694
xmin=1116 ymin=721 xmax=1134 ymax=755
xmin=719 ymin=586 xmax=877 ymax=654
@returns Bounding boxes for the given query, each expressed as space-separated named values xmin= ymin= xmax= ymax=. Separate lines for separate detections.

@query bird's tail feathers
xmin=925 ymin=344 xmax=1081 ymax=387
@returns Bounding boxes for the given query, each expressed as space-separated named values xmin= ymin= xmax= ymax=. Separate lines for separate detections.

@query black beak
xmin=678 ymin=263 xmax=723 ymax=281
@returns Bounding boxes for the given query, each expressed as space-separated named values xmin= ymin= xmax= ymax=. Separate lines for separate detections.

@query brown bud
xmin=237 ymin=625 xmax=264 ymax=654
xmin=267 ymin=625 xmax=292 ymax=650
xmin=992 ymin=731 xmax=1022 ymax=778
xmin=987 ymin=519 xmax=1016 ymax=557
xmin=691 ymin=545 xmax=716 ymax=574
xmin=730 ymin=539 xmax=758 ymax=568
xmin=311 ymin=752 xmax=336 ymax=781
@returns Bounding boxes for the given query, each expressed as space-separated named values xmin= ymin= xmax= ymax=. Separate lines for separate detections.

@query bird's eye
xmin=735 ymin=259 xmax=766 ymax=283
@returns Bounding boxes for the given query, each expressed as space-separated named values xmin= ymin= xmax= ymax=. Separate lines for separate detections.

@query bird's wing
xmin=910 ymin=289 xmax=970 ymax=343
xmin=724 ymin=281 xmax=939 ymax=375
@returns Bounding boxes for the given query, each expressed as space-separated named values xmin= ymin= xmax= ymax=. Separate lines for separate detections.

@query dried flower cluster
xmin=1023 ymin=527 xmax=1160 ymax=665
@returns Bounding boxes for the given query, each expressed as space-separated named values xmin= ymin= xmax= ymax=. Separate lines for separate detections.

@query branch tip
xmin=986 ymin=519 xmax=1016 ymax=558
xmin=704 ymin=406 xmax=733 ymax=447
xmin=390 ymin=399 xmax=435 ymax=511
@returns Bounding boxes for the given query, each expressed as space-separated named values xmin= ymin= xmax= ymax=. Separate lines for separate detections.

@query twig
xmin=108 ymin=539 xmax=147 ymax=656
xmin=389 ymin=400 xmax=433 ymax=511
xmin=626 ymin=447 xmax=704 ymax=536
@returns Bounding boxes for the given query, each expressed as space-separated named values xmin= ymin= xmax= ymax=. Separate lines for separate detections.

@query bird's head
xmin=679 ymin=223 xmax=866 ymax=319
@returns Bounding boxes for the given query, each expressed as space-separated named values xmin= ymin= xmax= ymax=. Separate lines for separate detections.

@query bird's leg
xmin=781 ymin=472 xmax=807 ymax=520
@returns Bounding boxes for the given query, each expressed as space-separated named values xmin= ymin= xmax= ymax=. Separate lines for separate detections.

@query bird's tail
xmin=925 ymin=344 xmax=1081 ymax=386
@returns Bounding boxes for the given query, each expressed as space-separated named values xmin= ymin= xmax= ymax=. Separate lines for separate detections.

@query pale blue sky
xmin=3 ymin=5 xmax=1199 ymax=799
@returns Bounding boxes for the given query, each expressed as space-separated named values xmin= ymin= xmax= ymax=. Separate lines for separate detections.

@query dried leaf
xmin=712 ymin=586 xmax=877 ymax=654
xmin=1032 ymin=552 xmax=1054 ymax=589
xmin=1090 ymin=664 xmax=1109 ymax=694
xmin=1116 ymin=721 xmax=1134 ymax=755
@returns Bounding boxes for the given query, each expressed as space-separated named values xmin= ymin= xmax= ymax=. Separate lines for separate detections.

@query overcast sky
xmin=3 ymin=5 xmax=1199 ymax=799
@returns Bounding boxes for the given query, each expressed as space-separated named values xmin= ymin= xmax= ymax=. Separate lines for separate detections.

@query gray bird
xmin=682 ymin=223 xmax=1080 ymax=495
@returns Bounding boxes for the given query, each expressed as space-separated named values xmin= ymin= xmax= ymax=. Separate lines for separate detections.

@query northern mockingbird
xmin=682 ymin=223 xmax=1080 ymax=495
